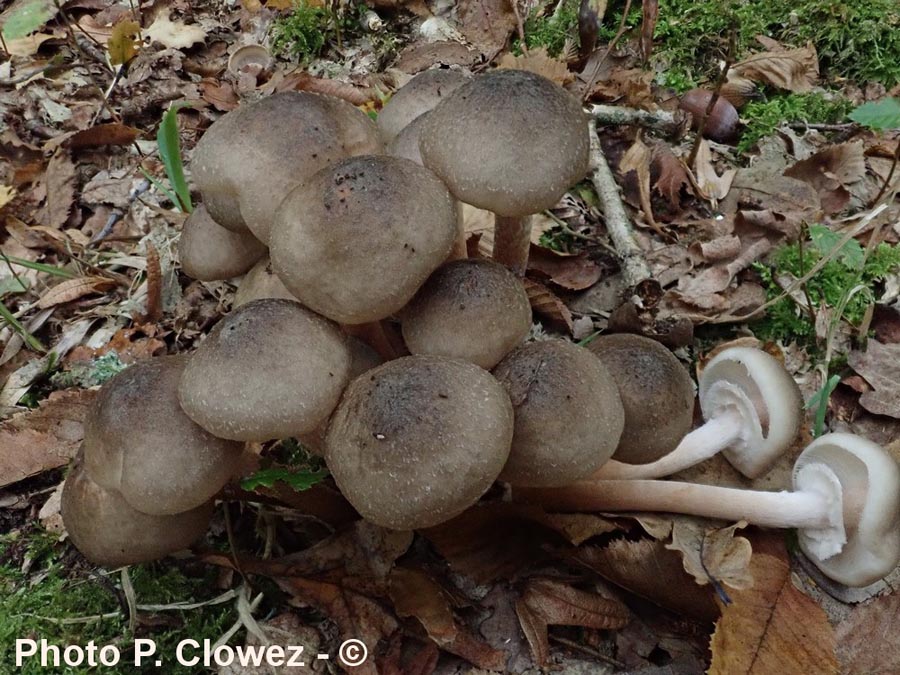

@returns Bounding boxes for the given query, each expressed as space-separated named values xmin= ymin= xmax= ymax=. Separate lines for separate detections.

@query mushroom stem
xmin=517 ymin=478 xmax=834 ymax=530
xmin=593 ymin=407 xmax=744 ymax=479
xmin=448 ymin=205 xmax=469 ymax=261
xmin=493 ymin=215 xmax=532 ymax=275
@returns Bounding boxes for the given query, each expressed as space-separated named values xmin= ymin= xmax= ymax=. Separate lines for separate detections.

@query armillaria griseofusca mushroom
xmin=594 ymin=346 xmax=802 ymax=480
xmin=233 ymin=256 xmax=297 ymax=308
xmin=419 ymin=69 xmax=589 ymax=274
xmin=518 ymin=433 xmax=900 ymax=587
xmin=325 ymin=355 xmax=514 ymax=530
xmin=377 ymin=68 xmax=471 ymax=143
xmin=178 ymin=204 xmax=266 ymax=281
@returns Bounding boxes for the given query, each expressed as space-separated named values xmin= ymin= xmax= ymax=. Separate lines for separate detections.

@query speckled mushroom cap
xmin=419 ymin=69 xmax=590 ymax=217
xmin=386 ymin=112 xmax=428 ymax=166
xmin=325 ymin=355 xmax=514 ymax=530
xmin=233 ymin=256 xmax=297 ymax=308
xmin=401 ymin=259 xmax=532 ymax=369
xmin=270 ymin=155 xmax=458 ymax=324
xmin=179 ymin=205 xmax=266 ymax=281
xmin=62 ymin=452 xmax=214 ymax=567
xmin=83 ymin=355 xmax=243 ymax=516
xmin=377 ymin=68 xmax=471 ymax=143
xmin=192 ymin=92 xmax=382 ymax=241
xmin=587 ymin=333 xmax=695 ymax=465
xmin=493 ymin=340 xmax=624 ymax=487
xmin=178 ymin=299 xmax=352 ymax=441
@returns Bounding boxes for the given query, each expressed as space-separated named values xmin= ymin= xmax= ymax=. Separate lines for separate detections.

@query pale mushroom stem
xmin=593 ymin=407 xmax=744 ymax=480
xmin=517 ymin=479 xmax=833 ymax=530
xmin=448 ymin=205 xmax=469 ymax=261
xmin=493 ymin=215 xmax=532 ymax=276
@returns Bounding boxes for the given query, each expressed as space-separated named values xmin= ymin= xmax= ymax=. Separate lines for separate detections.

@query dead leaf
xmin=848 ymin=340 xmax=900 ymax=419
xmin=144 ymin=15 xmax=206 ymax=50
xmin=0 ymin=389 xmax=94 ymax=489
xmin=651 ymin=144 xmax=691 ymax=210
xmin=727 ymin=172 xmax=822 ymax=241
xmin=667 ymin=519 xmax=754 ymax=590
xmin=66 ymin=324 xmax=167 ymax=365
xmin=784 ymin=141 xmax=866 ymax=214
xmin=37 ymin=150 xmax=77 ymax=228
xmin=527 ymin=246 xmax=602 ymax=290
xmin=276 ymin=72 xmax=374 ymax=106
xmin=64 ymin=123 xmax=141 ymax=149
xmin=107 ymin=18 xmax=140 ymax=65
xmin=693 ymin=139 xmax=737 ymax=202
xmin=836 ymin=592 xmax=900 ymax=674
xmin=199 ymin=79 xmax=239 ymax=111
xmin=731 ymin=42 xmax=819 ymax=93
xmin=620 ymin=136 xmax=661 ymax=231
xmin=497 ymin=47 xmax=573 ymax=85
xmin=589 ymin=68 xmax=656 ymax=109
xmin=0 ymin=185 xmax=17 ymax=210
xmin=516 ymin=578 xmax=630 ymax=667
xmin=394 ymin=41 xmax=481 ymax=75
xmin=36 ymin=276 xmax=117 ymax=309
xmin=523 ymin=278 xmax=573 ymax=333
xmin=709 ymin=530 xmax=838 ymax=675
xmin=219 ymin=613 xmax=325 ymax=674
xmin=458 ymin=0 xmax=517 ymax=55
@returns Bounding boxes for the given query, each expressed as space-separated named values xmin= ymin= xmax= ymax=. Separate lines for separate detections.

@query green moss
xmin=738 ymin=93 xmax=854 ymax=153
xmin=516 ymin=0 xmax=582 ymax=57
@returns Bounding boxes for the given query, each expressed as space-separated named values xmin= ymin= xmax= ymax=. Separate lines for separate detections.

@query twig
xmin=868 ymin=139 xmax=900 ymax=208
xmin=589 ymin=104 xmax=681 ymax=134
xmin=581 ymin=0 xmax=633 ymax=102
xmin=787 ymin=122 xmax=857 ymax=133
xmin=511 ymin=0 xmax=529 ymax=55
xmin=587 ymin=119 xmax=651 ymax=288
xmin=687 ymin=29 xmax=736 ymax=166
xmin=548 ymin=635 xmax=625 ymax=669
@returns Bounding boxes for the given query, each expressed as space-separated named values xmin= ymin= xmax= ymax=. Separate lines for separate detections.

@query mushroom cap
xmin=493 ymin=340 xmax=624 ymax=487
xmin=179 ymin=299 xmax=352 ymax=441
xmin=377 ymin=68 xmax=471 ymax=143
xmin=83 ymin=355 xmax=243 ymax=515
xmin=325 ymin=355 xmax=514 ymax=530
xmin=192 ymin=92 xmax=382 ymax=241
xmin=386 ymin=111 xmax=428 ymax=166
xmin=419 ymin=69 xmax=590 ymax=217
xmin=699 ymin=347 xmax=803 ymax=478
xmin=587 ymin=333 xmax=695 ymax=464
xmin=270 ymin=155 xmax=458 ymax=324
xmin=233 ymin=256 xmax=297 ymax=308
xmin=62 ymin=453 xmax=214 ymax=567
xmin=179 ymin=205 xmax=267 ymax=281
xmin=794 ymin=433 xmax=900 ymax=587
xmin=401 ymin=258 xmax=532 ymax=369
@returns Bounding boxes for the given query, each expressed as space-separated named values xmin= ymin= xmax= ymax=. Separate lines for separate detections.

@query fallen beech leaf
xmin=144 ymin=15 xmax=206 ymax=50
xmin=65 ymin=123 xmax=141 ymax=149
xmin=0 ymin=389 xmax=94 ymax=488
xmin=731 ymin=42 xmax=819 ymax=93
xmin=729 ymin=172 xmax=822 ymax=240
xmin=836 ymin=592 xmax=900 ymax=674
xmin=458 ymin=0 xmax=516 ymax=55
xmin=276 ymin=72 xmax=374 ymax=106
xmin=620 ymin=136 xmax=659 ymax=230
xmin=527 ymin=246 xmax=602 ymax=290
xmin=219 ymin=613 xmax=323 ymax=675
xmin=497 ymin=47 xmax=573 ymax=85
xmin=516 ymin=578 xmax=630 ymax=666
xmin=709 ymin=530 xmax=838 ymax=675
xmin=523 ymin=278 xmax=573 ymax=333
xmin=784 ymin=141 xmax=866 ymax=214
xmin=38 ymin=149 xmax=77 ymax=228
xmin=394 ymin=41 xmax=481 ymax=75
xmin=652 ymin=144 xmax=691 ymax=210
xmin=107 ymin=18 xmax=140 ymax=65
xmin=667 ymin=519 xmax=754 ymax=590
xmin=36 ymin=276 xmax=117 ymax=309
xmin=199 ymin=79 xmax=239 ymax=111
xmin=5 ymin=31 xmax=57 ymax=57
xmin=693 ymin=139 xmax=737 ymax=202
xmin=848 ymin=340 xmax=900 ymax=419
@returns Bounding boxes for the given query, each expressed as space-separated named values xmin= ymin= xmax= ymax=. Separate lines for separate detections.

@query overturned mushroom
xmin=83 ymin=355 xmax=243 ymax=515
xmin=325 ymin=355 xmax=513 ymax=530
xmin=62 ymin=452 xmax=214 ymax=567
xmin=179 ymin=299 xmax=351 ymax=442
xmin=520 ymin=433 xmax=900 ymax=587
xmin=493 ymin=340 xmax=624 ymax=487
xmin=377 ymin=68 xmax=471 ymax=143
xmin=420 ymin=69 xmax=589 ymax=274
xmin=192 ymin=91 xmax=382 ymax=240
xmin=586 ymin=333 xmax=695 ymax=465
xmin=401 ymin=259 xmax=532 ymax=369
xmin=179 ymin=204 xmax=266 ymax=281
xmin=233 ymin=256 xmax=297 ymax=308
xmin=270 ymin=155 xmax=458 ymax=324
xmin=595 ymin=346 xmax=802 ymax=480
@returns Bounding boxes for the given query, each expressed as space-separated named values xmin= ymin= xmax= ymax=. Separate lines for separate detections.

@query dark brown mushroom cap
xmin=179 ymin=205 xmax=266 ymax=281
xmin=83 ymin=355 xmax=243 ymax=516
xmin=493 ymin=340 xmax=624 ymax=487
xmin=401 ymin=259 xmax=532 ymax=369
xmin=419 ymin=69 xmax=590 ymax=217
xmin=325 ymin=355 xmax=513 ymax=530
xmin=192 ymin=92 xmax=382 ymax=241
xmin=386 ymin=112 xmax=428 ymax=166
xmin=270 ymin=155 xmax=458 ymax=324
xmin=234 ymin=256 xmax=297 ymax=308
xmin=62 ymin=453 xmax=214 ymax=567
xmin=377 ymin=69 xmax=471 ymax=143
xmin=587 ymin=333 xmax=695 ymax=465
xmin=179 ymin=299 xmax=352 ymax=441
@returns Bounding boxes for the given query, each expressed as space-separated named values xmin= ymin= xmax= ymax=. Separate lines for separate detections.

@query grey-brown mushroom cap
xmin=83 ymin=355 xmax=243 ymax=516
xmin=401 ymin=259 xmax=532 ymax=369
xmin=270 ymin=155 xmax=458 ymax=324
xmin=192 ymin=91 xmax=383 ymax=242
xmin=587 ymin=333 xmax=695 ymax=465
xmin=493 ymin=340 xmax=624 ymax=487
xmin=179 ymin=205 xmax=267 ymax=281
xmin=234 ymin=256 xmax=297 ymax=308
xmin=179 ymin=299 xmax=352 ymax=441
xmin=62 ymin=454 xmax=214 ymax=567
xmin=386 ymin=112 xmax=428 ymax=166
xmin=325 ymin=355 xmax=514 ymax=530
xmin=377 ymin=69 xmax=471 ymax=143
xmin=419 ymin=69 xmax=590 ymax=217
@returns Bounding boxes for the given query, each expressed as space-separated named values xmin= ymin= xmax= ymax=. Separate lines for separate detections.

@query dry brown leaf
xmin=36 ymin=276 xmax=117 ymax=309
xmin=0 ymin=389 xmax=94 ymax=488
xmin=38 ymin=150 xmax=77 ymax=228
xmin=497 ymin=47 xmax=573 ymax=85
xmin=516 ymin=578 xmax=630 ymax=667
xmin=709 ymin=530 xmax=838 ymax=675
xmin=66 ymin=324 xmax=167 ymax=365
xmin=652 ymin=145 xmax=691 ymax=210
xmin=848 ymin=340 xmax=900 ymax=419
xmin=219 ymin=613 xmax=324 ymax=675
xmin=836 ymin=592 xmax=900 ymax=674
xmin=620 ymin=136 xmax=660 ymax=230
xmin=458 ymin=0 xmax=517 ymax=55
xmin=65 ymin=123 xmax=141 ymax=149
xmin=589 ymin=69 xmax=655 ymax=109
xmin=693 ymin=139 xmax=737 ymax=202
xmin=784 ymin=141 xmax=866 ymax=214
xmin=394 ymin=41 xmax=481 ymax=74
xmin=276 ymin=72 xmax=374 ymax=105
xmin=731 ymin=42 xmax=819 ymax=92
xmin=667 ymin=519 xmax=754 ymax=590
xmin=728 ymin=172 xmax=822 ymax=241
xmin=199 ymin=79 xmax=239 ymax=111
xmin=523 ymin=278 xmax=573 ymax=333
xmin=527 ymin=247 xmax=602 ymax=290
xmin=144 ymin=15 xmax=206 ymax=50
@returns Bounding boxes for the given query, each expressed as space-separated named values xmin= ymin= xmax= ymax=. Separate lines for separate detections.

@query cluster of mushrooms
xmin=61 ymin=69 xmax=900 ymax=589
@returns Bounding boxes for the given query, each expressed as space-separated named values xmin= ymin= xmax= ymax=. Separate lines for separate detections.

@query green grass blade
xmin=139 ymin=165 xmax=182 ymax=211
xmin=0 ymin=299 xmax=46 ymax=352
xmin=4 ymin=255 xmax=76 ymax=278
xmin=157 ymin=103 xmax=193 ymax=213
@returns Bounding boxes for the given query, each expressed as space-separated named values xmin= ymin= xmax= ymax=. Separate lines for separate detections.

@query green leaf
xmin=0 ymin=0 xmax=57 ymax=40
xmin=849 ymin=99 xmax=900 ymax=131
xmin=157 ymin=103 xmax=193 ymax=213
xmin=806 ymin=374 xmax=841 ymax=438
xmin=808 ymin=224 xmax=865 ymax=270
xmin=240 ymin=467 xmax=329 ymax=493
xmin=0 ymin=276 xmax=29 ymax=298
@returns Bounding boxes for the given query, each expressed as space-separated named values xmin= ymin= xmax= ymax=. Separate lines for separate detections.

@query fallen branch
xmin=588 ymin=104 xmax=682 ymax=135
